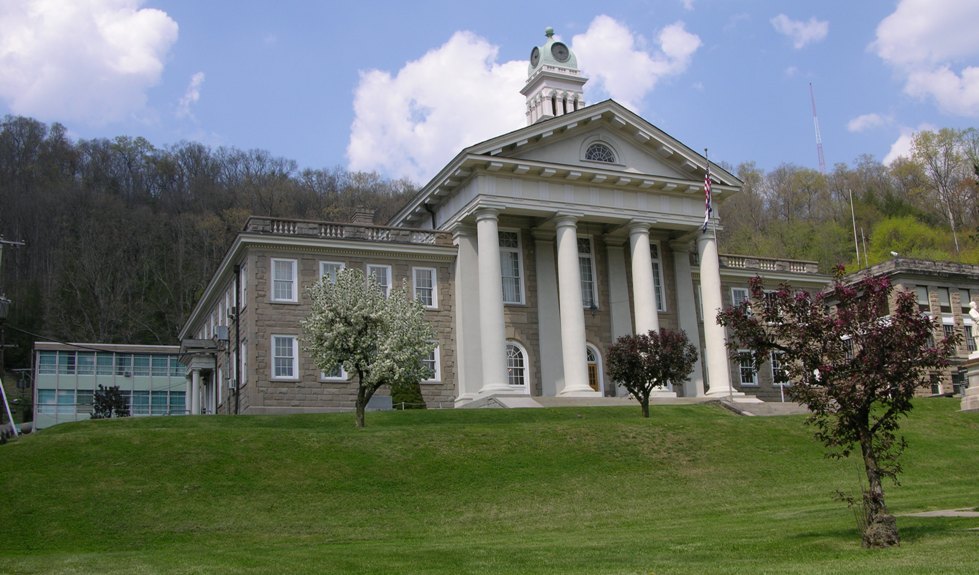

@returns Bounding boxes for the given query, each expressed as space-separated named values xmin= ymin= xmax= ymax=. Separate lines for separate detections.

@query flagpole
xmin=702 ymin=148 xmax=713 ymax=236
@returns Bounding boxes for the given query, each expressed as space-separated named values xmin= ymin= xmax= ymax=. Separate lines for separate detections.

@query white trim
xmin=319 ymin=261 xmax=345 ymax=284
xmin=650 ymin=241 xmax=667 ymax=312
xmin=366 ymin=264 xmax=392 ymax=297
xmin=505 ymin=340 xmax=530 ymax=391
xmin=320 ymin=364 xmax=348 ymax=382
xmin=585 ymin=343 xmax=604 ymax=394
xmin=270 ymin=335 xmax=299 ymax=381
xmin=737 ymin=350 xmax=758 ymax=387
xmin=770 ymin=350 xmax=789 ymax=386
xmin=578 ymin=235 xmax=598 ymax=309
xmin=422 ymin=344 xmax=441 ymax=383
xmin=499 ymin=229 xmax=526 ymax=305
xmin=413 ymin=267 xmax=438 ymax=309
xmin=270 ymin=258 xmax=298 ymax=303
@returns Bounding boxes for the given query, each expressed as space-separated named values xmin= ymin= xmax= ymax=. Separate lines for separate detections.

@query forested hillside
xmin=718 ymin=128 xmax=979 ymax=269
xmin=1 ymin=115 xmax=977 ymax=371
xmin=0 ymin=116 xmax=415 ymax=368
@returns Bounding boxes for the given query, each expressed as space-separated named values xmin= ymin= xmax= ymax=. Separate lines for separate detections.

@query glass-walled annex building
xmin=33 ymin=342 xmax=188 ymax=430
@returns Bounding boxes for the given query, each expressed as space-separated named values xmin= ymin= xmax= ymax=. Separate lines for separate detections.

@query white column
xmin=543 ymin=92 xmax=555 ymax=117
xmin=534 ymin=230 xmax=564 ymax=396
xmin=671 ymin=241 xmax=705 ymax=397
xmin=190 ymin=368 xmax=201 ymax=415
xmin=555 ymin=215 xmax=597 ymax=396
xmin=629 ymin=222 xmax=660 ymax=334
xmin=453 ymin=225 xmax=483 ymax=404
xmin=698 ymin=233 xmax=740 ymax=397
xmin=475 ymin=208 xmax=510 ymax=394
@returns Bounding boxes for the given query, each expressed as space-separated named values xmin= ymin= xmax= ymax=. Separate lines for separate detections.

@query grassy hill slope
xmin=0 ymin=400 xmax=976 ymax=574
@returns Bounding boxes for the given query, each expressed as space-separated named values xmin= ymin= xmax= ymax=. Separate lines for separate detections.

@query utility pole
xmin=0 ymin=236 xmax=26 ymax=435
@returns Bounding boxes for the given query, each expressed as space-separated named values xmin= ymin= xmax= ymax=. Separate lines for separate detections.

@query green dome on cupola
xmin=527 ymin=27 xmax=579 ymax=76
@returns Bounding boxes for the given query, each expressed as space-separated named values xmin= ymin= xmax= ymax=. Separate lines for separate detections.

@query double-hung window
xmin=321 ymin=363 xmax=347 ymax=381
xmin=499 ymin=231 xmax=524 ymax=304
xmin=367 ymin=264 xmax=392 ymax=297
xmin=578 ymin=237 xmax=598 ymax=309
xmin=731 ymin=287 xmax=751 ymax=315
xmin=738 ymin=351 xmax=758 ymax=386
xmin=320 ymin=261 xmax=344 ymax=284
xmin=422 ymin=345 xmax=441 ymax=383
xmin=413 ymin=267 xmax=437 ymax=308
xmin=271 ymin=258 xmax=298 ymax=302
xmin=771 ymin=351 xmax=789 ymax=386
xmin=650 ymin=242 xmax=666 ymax=312
xmin=271 ymin=335 xmax=298 ymax=380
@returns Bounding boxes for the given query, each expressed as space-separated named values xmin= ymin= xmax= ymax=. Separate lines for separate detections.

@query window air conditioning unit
xmin=215 ymin=325 xmax=230 ymax=342
xmin=229 ymin=378 xmax=237 ymax=390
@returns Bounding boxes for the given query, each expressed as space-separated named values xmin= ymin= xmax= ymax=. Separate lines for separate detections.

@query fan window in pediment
xmin=584 ymin=142 xmax=616 ymax=163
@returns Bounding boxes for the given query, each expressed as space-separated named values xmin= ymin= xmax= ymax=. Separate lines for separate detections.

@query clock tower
xmin=520 ymin=27 xmax=588 ymax=125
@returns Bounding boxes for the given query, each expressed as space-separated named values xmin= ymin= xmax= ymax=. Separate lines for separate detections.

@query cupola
xmin=520 ymin=27 xmax=588 ymax=124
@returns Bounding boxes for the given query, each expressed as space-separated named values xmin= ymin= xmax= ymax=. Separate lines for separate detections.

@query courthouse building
xmin=176 ymin=29 xmax=836 ymax=415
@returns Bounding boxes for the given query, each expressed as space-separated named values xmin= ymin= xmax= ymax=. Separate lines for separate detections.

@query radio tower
xmin=809 ymin=82 xmax=826 ymax=173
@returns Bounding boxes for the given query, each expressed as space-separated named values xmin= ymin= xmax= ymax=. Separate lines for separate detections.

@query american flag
xmin=702 ymin=160 xmax=712 ymax=233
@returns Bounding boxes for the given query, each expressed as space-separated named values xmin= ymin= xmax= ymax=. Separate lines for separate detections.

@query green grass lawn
xmin=0 ymin=399 xmax=976 ymax=574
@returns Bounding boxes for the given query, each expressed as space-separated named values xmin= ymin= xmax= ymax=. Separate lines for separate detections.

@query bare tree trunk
xmin=860 ymin=431 xmax=900 ymax=547
xmin=355 ymin=385 xmax=367 ymax=428
xmin=640 ymin=393 xmax=650 ymax=418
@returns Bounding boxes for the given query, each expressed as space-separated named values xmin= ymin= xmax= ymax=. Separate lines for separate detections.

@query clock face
xmin=551 ymin=42 xmax=570 ymax=62
xmin=530 ymin=47 xmax=540 ymax=67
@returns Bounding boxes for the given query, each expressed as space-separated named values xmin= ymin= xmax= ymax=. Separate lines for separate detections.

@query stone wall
xmin=202 ymin=244 xmax=457 ymax=414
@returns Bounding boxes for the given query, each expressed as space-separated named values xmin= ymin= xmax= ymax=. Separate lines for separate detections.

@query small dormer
xmin=520 ymin=27 xmax=588 ymax=125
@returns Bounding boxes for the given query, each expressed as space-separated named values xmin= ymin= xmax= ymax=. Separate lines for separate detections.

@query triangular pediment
xmin=390 ymin=99 xmax=741 ymax=229
xmin=465 ymin=100 xmax=738 ymax=185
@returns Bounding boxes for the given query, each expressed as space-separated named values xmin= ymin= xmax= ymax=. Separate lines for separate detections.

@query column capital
xmin=697 ymin=232 xmax=717 ymax=247
xmin=554 ymin=213 xmax=582 ymax=229
xmin=628 ymin=220 xmax=654 ymax=236
xmin=474 ymin=207 xmax=502 ymax=223
xmin=449 ymin=222 xmax=476 ymax=243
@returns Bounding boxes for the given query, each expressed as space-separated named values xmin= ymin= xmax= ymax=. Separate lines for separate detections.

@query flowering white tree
xmin=301 ymin=267 xmax=435 ymax=427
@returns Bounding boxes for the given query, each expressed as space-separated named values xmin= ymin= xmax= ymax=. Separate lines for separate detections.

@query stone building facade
xmin=176 ymin=30 xmax=970 ymax=416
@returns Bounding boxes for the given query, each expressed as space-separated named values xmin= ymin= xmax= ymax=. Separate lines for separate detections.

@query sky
xmin=2 ymin=0 xmax=978 ymax=186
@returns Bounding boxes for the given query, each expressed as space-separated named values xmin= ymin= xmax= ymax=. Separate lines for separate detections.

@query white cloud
xmin=682 ymin=0 xmax=695 ymax=11
xmin=847 ymin=113 xmax=886 ymax=133
xmin=883 ymin=123 xmax=936 ymax=165
xmin=770 ymin=14 xmax=829 ymax=49
xmin=873 ymin=0 xmax=979 ymax=117
xmin=176 ymin=72 xmax=205 ymax=119
xmin=572 ymin=16 xmax=701 ymax=111
xmin=0 ymin=0 xmax=178 ymax=125
xmin=347 ymin=31 xmax=526 ymax=184
xmin=348 ymin=16 xmax=694 ymax=183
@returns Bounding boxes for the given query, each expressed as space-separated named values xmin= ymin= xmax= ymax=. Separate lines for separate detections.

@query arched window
xmin=586 ymin=345 xmax=603 ymax=393
xmin=506 ymin=341 xmax=528 ymax=388
xmin=585 ymin=142 xmax=616 ymax=163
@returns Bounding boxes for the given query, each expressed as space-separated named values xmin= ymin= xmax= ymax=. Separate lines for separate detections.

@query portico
xmin=385 ymin=28 xmax=744 ymax=406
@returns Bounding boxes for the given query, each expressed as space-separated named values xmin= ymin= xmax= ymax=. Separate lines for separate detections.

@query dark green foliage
xmin=90 ymin=385 xmax=130 ymax=419
xmin=391 ymin=379 xmax=427 ymax=410
xmin=0 ymin=115 xmax=416 ymax=373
